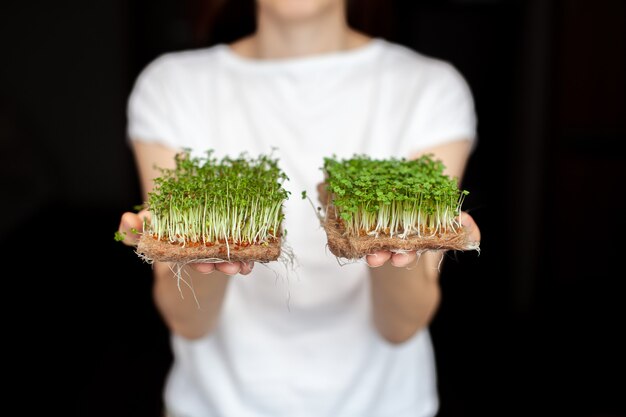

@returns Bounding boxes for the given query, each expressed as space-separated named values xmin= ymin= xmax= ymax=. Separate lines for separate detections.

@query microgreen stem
xmin=146 ymin=149 xmax=289 ymax=246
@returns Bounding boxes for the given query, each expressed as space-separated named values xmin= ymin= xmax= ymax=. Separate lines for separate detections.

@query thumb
xmin=117 ymin=211 xmax=147 ymax=246
xmin=460 ymin=211 xmax=481 ymax=246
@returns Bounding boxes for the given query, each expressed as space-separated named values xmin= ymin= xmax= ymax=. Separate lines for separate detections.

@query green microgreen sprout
xmin=114 ymin=231 xmax=126 ymax=242
xmin=323 ymin=153 xmax=469 ymax=239
xmin=145 ymin=148 xmax=290 ymax=247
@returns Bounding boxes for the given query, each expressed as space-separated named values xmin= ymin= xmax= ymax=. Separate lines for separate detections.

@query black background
xmin=2 ymin=0 xmax=625 ymax=416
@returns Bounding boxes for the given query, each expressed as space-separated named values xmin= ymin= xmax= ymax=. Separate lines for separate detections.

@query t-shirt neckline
xmin=218 ymin=37 xmax=385 ymax=71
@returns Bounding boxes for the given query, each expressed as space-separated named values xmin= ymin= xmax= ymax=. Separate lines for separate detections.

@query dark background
xmin=2 ymin=0 xmax=625 ymax=416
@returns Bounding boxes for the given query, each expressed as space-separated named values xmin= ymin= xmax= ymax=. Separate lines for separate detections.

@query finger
xmin=239 ymin=262 xmax=254 ymax=276
xmin=366 ymin=250 xmax=392 ymax=268
xmin=215 ymin=262 xmax=242 ymax=276
xmin=460 ymin=212 xmax=481 ymax=244
xmin=190 ymin=262 xmax=216 ymax=274
xmin=460 ymin=211 xmax=474 ymax=228
xmin=317 ymin=182 xmax=328 ymax=206
xmin=118 ymin=212 xmax=143 ymax=246
xmin=390 ymin=251 xmax=417 ymax=268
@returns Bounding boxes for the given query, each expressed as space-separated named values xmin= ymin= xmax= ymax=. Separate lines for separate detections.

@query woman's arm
xmin=118 ymin=141 xmax=252 ymax=340
xmin=367 ymin=139 xmax=481 ymax=344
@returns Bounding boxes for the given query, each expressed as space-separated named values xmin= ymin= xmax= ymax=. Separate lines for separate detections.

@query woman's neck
xmin=230 ymin=7 xmax=371 ymax=60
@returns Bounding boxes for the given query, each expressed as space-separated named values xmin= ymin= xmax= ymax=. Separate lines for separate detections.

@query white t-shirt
xmin=127 ymin=38 xmax=477 ymax=417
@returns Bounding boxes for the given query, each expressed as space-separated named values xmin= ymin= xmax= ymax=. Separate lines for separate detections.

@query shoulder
xmin=133 ymin=45 xmax=225 ymax=87
xmin=377 ymin=39 xmax=469 ymax=89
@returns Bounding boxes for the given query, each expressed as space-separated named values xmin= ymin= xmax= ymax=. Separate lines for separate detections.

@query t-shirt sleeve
xmin=126 ymin=55 xmax=182 ymax=150
xmin=397 ymin=60 xmax=478 ymax=157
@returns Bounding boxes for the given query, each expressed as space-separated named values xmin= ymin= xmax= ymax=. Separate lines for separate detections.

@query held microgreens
xmin=323 ymin=153 xmax=469 ymax=239
xmin=147 ymin=149 xmax=290 ymax=247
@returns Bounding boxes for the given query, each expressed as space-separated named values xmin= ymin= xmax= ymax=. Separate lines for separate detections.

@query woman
xmin=118 ymin=0 xmax=481 ymax=415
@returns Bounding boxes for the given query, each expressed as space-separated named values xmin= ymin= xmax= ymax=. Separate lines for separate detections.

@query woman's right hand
xmin=117 ymin=209 xmax=254 ymax=276
xmin=118 ymin=209 xmax=149 ymax=246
